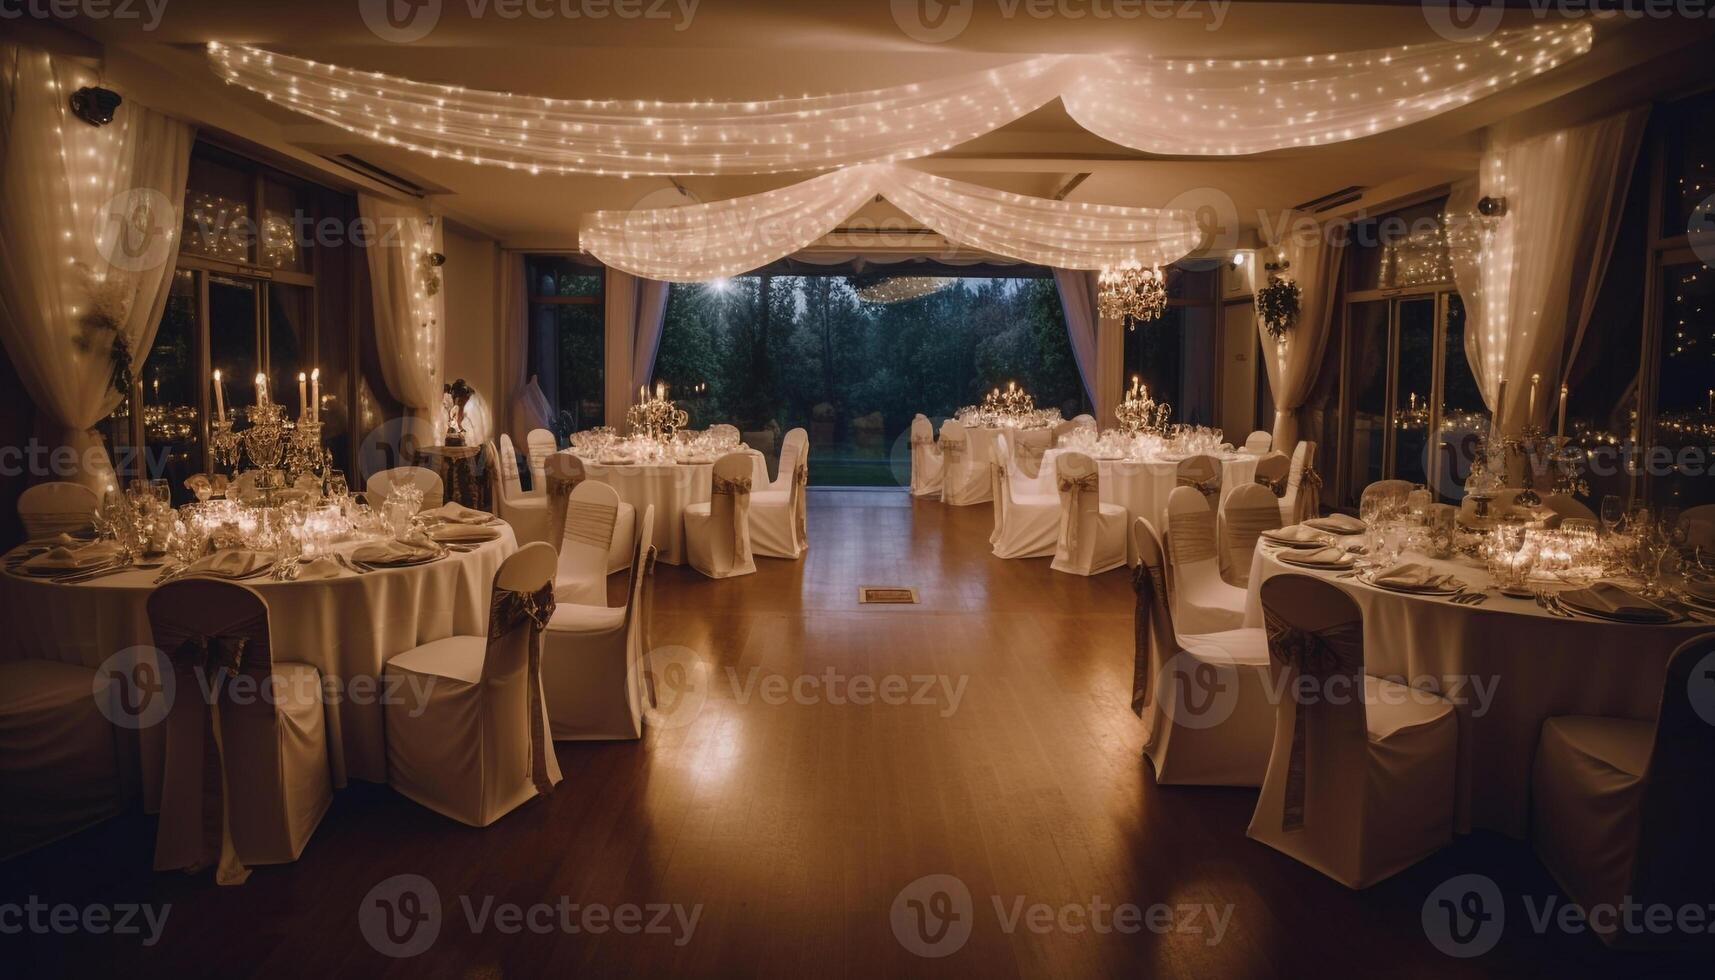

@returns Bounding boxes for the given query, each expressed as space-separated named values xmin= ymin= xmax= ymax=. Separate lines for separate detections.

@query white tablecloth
xmin=1039 ymin=449 xmax=1259 ymax=558
xmin=0 ymin=528 xmax=516 ymax=797
xmin=578 ymin=451 xmax=767 ymax=565
xmin=1242 ymin=545 xmax=1703 ymax=836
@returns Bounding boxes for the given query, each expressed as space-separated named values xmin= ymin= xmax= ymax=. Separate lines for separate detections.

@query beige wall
xmin=440 ymin=226 xmax=501 ymax=442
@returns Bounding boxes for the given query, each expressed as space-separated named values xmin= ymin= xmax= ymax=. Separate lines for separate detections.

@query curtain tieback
xmin=1262 ymin=613 xmax=1363 ymax=833
xmin=489 ymin=583 xmax=558 ymax=797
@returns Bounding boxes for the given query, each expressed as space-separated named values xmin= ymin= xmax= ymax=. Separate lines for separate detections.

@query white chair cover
xmin=149 ymin=580 xmax=332 ymax=884
xmin=1071 ymin=414 xmax=1096 ymax=427
xmin=543 ymin=452 xmax=635 ymax=574
xmin=1359 ymin=479 xmax=1415 ymax=513
xmin=752 ymin=427 xmax=808 ymax=559
xmin=484 ymin=440 xmax=552 ymax=546
xmin=0 ymin=660 xmax=121 ymax=860
xmin=1011 ymin=427 xmax=1053 ymax=480
xmin=541 ymin=507 xmax=657 ymax=740
xmin=1252 ymin=452 xmax=1290 ymax=496
xmin=384 ymin=543 xmax=564 ymax=827
xmin=1218 ymin=482 xmax=1282 ymax=587
xmin=990 ymin=433 xmax=1058 ymax=560
xmin=937 ymin=419 xmax=990 ymax=506
xmin=707 ymin=423 xmax=740 ymax=444
xmin=1279 ymin=441 xmax=1322 ymax=525
xmin=684 ymin=453 xmax=757 ymax=578
xmin=1051 ymin=451 xmax=1126 ymax=576
xmin=1175 ymin=454 xmax=1222 ymax=501
xmin=1129 ymin=518 xmax=1275 ymax=786
xmin=1531 ymin=632 xmax=1715 ymax=947
xmin=1242 ymin=430 xmax=1273 ymax=454
xmin=366 ymin=466 xmax=445 ymax=510
xmin=552 ymin=480 xmax=622 ymax=607
xmin=908 ymin=415 xmax=944 ymax=497
xmin=1680 ymin=504 xmax=1715 ymax=550
xmin=525 ymin=428 xmax=558 ymax=495
xmin=17 ymin=481 xmax=97 ymax=540
xmin=1246 ymin=574 xmax=1457 ymax=889
xmin=1164 ymin=486 xmax=1247 ymax=634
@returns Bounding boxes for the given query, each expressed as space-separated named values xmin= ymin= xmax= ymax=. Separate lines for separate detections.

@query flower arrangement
xmin=1255 ymin=264 xmax=1301 ymax=342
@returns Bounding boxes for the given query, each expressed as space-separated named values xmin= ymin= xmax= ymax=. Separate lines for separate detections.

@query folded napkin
xmin=1279 ymin=546 xmax=1352 ymax=567
xmin=1306 ymin=514 xmax=1367 ymax=535
xmin=1557 ymin=582 xmax=1674 ymax=623
xmin=1264 ymin=525 xmax=1325 ymax=544
xmin=352 ymin=539 xmax=440 ymax=566
xmin=423 ymin=502 xmax=494 ymax=525
xmin=183 ymin=550 xmax=273 ymax=579
xmin=1371 ymin=562 xmax=1461 ymax=592
xmin=294 ymin=555 xmax=344 ymax=581
xmin=427 ymin=523 xmax=500 ymax=543
xmin=23 ymin=541 xmax=124 ymax=572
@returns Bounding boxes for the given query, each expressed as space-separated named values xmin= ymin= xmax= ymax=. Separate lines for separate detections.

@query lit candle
xmin=656 ymin=381 xmax=666 ymax=400
xmin=310 ymin=368 xmax=320 ymax=422
xmin=298 ymin=372 xmax=308 ymax=419
xmin=639 ymin=385 xmax=647 ymax=403
xmin=256 ymin=372 xmax=269 ymax=407
xmin=1708 ymin=388 xmax=1713 ymax=416
xmin=1527 ymin=373 xmax=1539 ymax=425
xmin=1558 ymin=383 xmax=1569 ymax=438
xmin=212 ymin=370 xmax=226 ymax=420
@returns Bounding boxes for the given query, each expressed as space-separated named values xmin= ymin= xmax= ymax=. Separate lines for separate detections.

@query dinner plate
xmin=1260 ymin=532 xmax=1328 ymax=550
xmin=1276 ymin=553 xmax=1356 ymax=570
xmin=1365 ymin=576 xmax=1465 ymax=596
xmin=1557 ymin=588 xmax=1677 ymax=624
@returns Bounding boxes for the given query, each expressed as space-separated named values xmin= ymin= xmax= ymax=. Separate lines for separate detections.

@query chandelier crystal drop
xmin=1099 ymin=265 xmax=1168 ymax=327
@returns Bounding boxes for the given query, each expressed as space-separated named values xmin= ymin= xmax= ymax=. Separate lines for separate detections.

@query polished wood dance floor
xmin=3 ymin=491 xmax=1698 ymax=977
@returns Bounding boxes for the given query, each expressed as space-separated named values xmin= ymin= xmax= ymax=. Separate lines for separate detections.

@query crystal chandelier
xmin=1098 ymin=265 xmax=1167 ymax=328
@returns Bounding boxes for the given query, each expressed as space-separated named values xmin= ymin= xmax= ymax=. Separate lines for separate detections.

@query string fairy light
xmin=578 ymin=164 xmax=1200 ymax=282
xmin=206 ymin=24 xmax=1593 ymax=176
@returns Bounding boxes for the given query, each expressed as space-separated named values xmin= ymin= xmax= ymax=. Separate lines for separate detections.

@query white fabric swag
xmin=584 ymin=164 xmax=1199 ymax=282
xmin=0 ymin=44 xmax=194 ymax=489
xmin=211 ymin=26 xmax=1591 ymax=174
xmin=359 ymin=193 xmax=445 ymax=428
xmin=1447 ymin=106 xmax=1650 ymax=434
xmin=1051 ymin=268 xmax=1101 ymax=412
xmin=1257 ymin=214 xmax=1343 ymax=452
xmin=602 ymin=268 xmax=671 ymax=422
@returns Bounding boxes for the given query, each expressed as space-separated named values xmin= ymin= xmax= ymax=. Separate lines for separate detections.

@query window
xmin=1120 ymin=267 xmax=1218 ymax=425
xmin=651 ymin=268 xmax=1086 ymax=487
xmin=526 ymin=256 xmax=605 ymax=434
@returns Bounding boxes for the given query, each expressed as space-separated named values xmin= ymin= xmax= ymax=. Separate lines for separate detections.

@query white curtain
xmin=0 ymin=44 xmax=194 ymax=490
xmin=1051 ymin=268 xmax=1100 ymax=411
xmin=498 ymin=250 xmax=534 ymax=446
xmin=631 ymin=279 xmax=671 ymax=396
xmin=359 ymin=193 xmax=445 ymax=432
xmin=1258 ymin=215 xmax=1343 ymax=452
xmin=1448 ymin=106 xmax=1649 ymax=434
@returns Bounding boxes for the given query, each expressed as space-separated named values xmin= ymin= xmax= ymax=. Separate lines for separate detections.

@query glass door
xmin=1344 ymin=301 xmax=1391 ymax=505
xmin=1390 ymin=297 xmax=1438 ymax=488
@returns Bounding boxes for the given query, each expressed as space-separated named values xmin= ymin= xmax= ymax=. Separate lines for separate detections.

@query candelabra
xmin=210 ymin=416 xmax=241 ymax=470
xmin=1114 ymin=380 xmax=1172 ymax=435
xmin=241 ymin=401 xmax=291 ymax=498
xmin=980 ymin=383 xmax=1036 ymax=424
xmin=627 ymin=391 xmax=689 ymax=444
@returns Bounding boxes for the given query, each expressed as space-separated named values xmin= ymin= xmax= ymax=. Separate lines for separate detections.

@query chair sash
xmin=1223 ymin=504 xmax=1281 ymax=560
xmin=543 ymin=471 xmax=583 ymax=551
xmin=1291 ymin=465 xmax=1325 ymax=524
xmin=792 ymin=463 xmax=809 ymax=547
xmin=486 ymin=583 xmax=558 ymax=798
xmin=1130 ymin=559 xmax=1174 ymax=718
xmin=1261 ymin=610 xmax=1363 ymax=832
xmin=1176 ymin=457 xmax=1222 ymax=499
xmin=153 ymin=613 xmax=270 ymax=886
xmin=21 ymin=510 xmax=96 ymax=539
xmin=1255 ymin=475 xmax=1287 ymax=497
xmin=711 ymin=476 xmax=752 ymax=562
xmin=940 ymin=438 xmax=965 ymax=460
xmin=1057 ymin=473 xmax=1099 ymax=555
xmin=909 ymin=436 xmax=938 ymax=451
xmin=1166 ymin=512 xmax=1219 ymax=565
xmin=563 ymin=499 xmax=617 ymax=551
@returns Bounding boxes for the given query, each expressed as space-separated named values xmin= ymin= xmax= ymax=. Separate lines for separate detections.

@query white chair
xmin=752 ymin=427 xmax=808 ymax=560
xmin=525 ymin=428 xmax=558 ymax=495
xmin=541 ymin=507 xmax=657 ymax=741
xmin=542 ymin=453 xmax=635 ymax=574
xmin=1279 ymin=441 xmax=1320 ymax=525
xmin=1175 ymin=454 xmax=1222 ymax=502
xmin=908 ymin=415 xmax=944 ymax=498
xmin=149 ymin=580 xmax=332 ymax=883
xmin=1130 ymin=518 xmax=1275 ymax=786
xmin=1359 ymin=479 xmax=1415 ymax=514
xmin=384 ymin=543 xmax=564 ymax=827
xmin=684 ymin=453 xmax=758 ymax=579
xmin=1542 ymin=493 xmax=1598 ymax=526
xmin=1164 ymin=486 xmax=1247 ymax=634
xmin=551 ymin=480 xmax=623 ymax=607
xmin=17 ymin=482 xmax=98 ymax=540
xmin=1071 ymin=414 xmax=1096 ymax=427
xmin=990 ymin=434 xmax=1059 ymax=560
xmin=707 ymin=423 xmax=740 ymax=444
xmin=1532 ymin=632 xmax=1715 ymax=948
xmin=1242 ymin=430 xmax=1272 ymax=454
xmin=366 ymin=466 xmax=444 ymax=510
xmin=0 ymin=661 xmax=122 ymax=860
xmin=1253 ymin=451 xmax=1290 ymax=497
xmin=1247 ymin=574 xmax=1457 ymax=889
xmin=1680 ymin=504 xmax=1715 ymax=550
xmin=1050 ymin=451 xmax=1126 ymax=576
xmin=1011 ymin=427 xmax=1053 ymax=480
xmin=1218 ymin=482 xmax=1282 ymax=588
xmin=485 ymin=438 xmax=552 ymax=546
xmin=937 ymin=419 xmax=990 ymax=506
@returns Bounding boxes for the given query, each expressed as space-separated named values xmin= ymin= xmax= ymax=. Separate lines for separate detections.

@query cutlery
xmin=52 ymin=562 xmax=133 ymax=584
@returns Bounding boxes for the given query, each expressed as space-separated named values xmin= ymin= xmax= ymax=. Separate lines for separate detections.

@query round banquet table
xmin=1242 ymin=543 xmax=1706 ymax=837
xmin=1040 ymin=448 xmax=1260 ymax=559
xmin=576 ymin=450 xmax=767 ymax=565
xmin=0 ymin=526 xmax=516 ymax=803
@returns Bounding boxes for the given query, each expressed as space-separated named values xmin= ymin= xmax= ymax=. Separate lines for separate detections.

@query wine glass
xmin=1599 ymin=495 xmax=1622 ymax=537
xmin=148 ymin=478 xmax=171 ymax=511
xmin=327 ymin=469 xmax=349 ymax=510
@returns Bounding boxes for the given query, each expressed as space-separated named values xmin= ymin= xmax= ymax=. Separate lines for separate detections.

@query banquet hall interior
xmin=3 ymin=1 xmax=1715 ymax=976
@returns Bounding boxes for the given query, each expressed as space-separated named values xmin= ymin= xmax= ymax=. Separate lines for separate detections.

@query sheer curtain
xmin=1448 ymin=107 xmax=1649 ymax=433
xmin=497 ymin=250 xmax=536 ymax=446
xmin=359 ymin=193 xmax=445 ymax=432
xmin=1258 ymin=215 xmax=1343 ymax=451
xmin=1051 ymin=268 xmax=1100 ymax=411
xmin=603 ymin=267 xmax=671 ymax=426
xmin=0 ymin=44 xmax=194 ymax=489
xmin=631 ymin=279 xmax=670 ymax=396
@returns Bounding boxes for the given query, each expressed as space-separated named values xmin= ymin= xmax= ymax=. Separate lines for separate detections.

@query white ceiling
xmin=56 ymin=1 xmax=1715 ymax=249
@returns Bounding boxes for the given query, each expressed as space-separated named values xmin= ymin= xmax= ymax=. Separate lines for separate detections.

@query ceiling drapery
xmin=579 ymin=164 xmax=1201 ymax=282
xmin=208 ymin=24 xmax=1591 ymax=176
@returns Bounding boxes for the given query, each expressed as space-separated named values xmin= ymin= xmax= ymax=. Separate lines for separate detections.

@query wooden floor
xmin=3 ymin=491 xmax=1701 ymax=977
